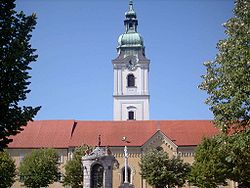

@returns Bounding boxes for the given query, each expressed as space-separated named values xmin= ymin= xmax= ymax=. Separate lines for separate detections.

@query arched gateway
xmin=91 ymin=163 xmax=104 ymax=188
xmin=82 ymin=147 xmax=118 ymax=188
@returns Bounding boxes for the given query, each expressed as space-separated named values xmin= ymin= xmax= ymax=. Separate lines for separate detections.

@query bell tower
xmin=112 ymin=0 xmax=150 ymax=121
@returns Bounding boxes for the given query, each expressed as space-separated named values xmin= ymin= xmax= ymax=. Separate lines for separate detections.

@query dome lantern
xmin=117 ymin=0 xmax=144 ymax=50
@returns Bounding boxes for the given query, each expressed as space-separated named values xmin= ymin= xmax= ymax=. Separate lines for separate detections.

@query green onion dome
xmin=118 ymin=32 xmax=144 ymax=48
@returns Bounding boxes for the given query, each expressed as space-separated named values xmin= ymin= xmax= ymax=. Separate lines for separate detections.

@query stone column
xmin=124 ymin=146 xmax=129 ymax=183
xmin=82 ymin=159 xmax=91 ymax=188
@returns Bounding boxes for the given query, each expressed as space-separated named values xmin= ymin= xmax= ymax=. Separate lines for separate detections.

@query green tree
xmin=199 ymin=0 xmax=250 ymax=132
xmin=19 ymin=148 xmax=59 ymax=187
xmin=0 ymin=150 xmax=16 ymax=188
xmin=196 ymin=0 xmax=250 ymax=187
xmin=140 ymin=149 xmax=191 ymax=188
xmin=0 ymin=0 xmax=41 ymax=150
xmin=63 ymin=145 xmax=90 ymax=188
xmin=189 ymin=136 xmax=230 ymax=188
xmin=222 ymin=129 xmax=250 ymax=187
xmin=189 ymin=131 xmax=250 ymax=188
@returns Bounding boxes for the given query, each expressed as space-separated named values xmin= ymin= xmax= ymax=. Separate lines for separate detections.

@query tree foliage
xmin=0 ymin=150 xmax=16 ymax=188
xmin=190 ymin=130 xmax=250 ymax=188
xmin=195 ymin=0 xmax=250 ymax=187
xmin=19 ymin=148 xmax=59 ymax=187
xmin=140 ymin=149 xmax=191 ymax=188
xmin=0 ymin=0 xmax=41 ymax=150
xmin=63 ymin=145 xmax=90 ymax=188
xmin=189 ymin=136 xmax=230 ymax=188
xmin=199 ymin=0 xmax=250 ymax=132
xmin=222 ymin=129 xmax=250 ymax=187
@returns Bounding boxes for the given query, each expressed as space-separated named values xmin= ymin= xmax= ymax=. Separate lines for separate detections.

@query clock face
xmin=126 ymin=56 xmax=138 ymax=71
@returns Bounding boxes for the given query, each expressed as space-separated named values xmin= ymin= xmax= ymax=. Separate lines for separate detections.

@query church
xmin=7 ymin=1 xmax=236 ymax=188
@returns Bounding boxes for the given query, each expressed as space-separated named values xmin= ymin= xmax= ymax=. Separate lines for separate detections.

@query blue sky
xmin=16 ymin=0 xmax=234 ymax=120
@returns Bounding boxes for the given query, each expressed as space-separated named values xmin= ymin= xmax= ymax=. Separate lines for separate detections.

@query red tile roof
xmin=8 ymin=120 xmax=75 ymax=148
xmin=7 ymin=120 xmax=219 ymax=148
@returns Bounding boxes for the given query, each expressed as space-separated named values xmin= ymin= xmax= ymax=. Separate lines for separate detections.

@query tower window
xmin=129 ymin=23 xmax=133 ymax=29
xmin=128 ymin=111 xmax=135 ymax=120
xmin=127 ymin=74 xmax=135 ymax=87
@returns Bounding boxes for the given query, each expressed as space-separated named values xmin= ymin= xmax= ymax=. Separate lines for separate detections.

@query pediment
xmin=142 ymin=130 xmax=178 ymax=153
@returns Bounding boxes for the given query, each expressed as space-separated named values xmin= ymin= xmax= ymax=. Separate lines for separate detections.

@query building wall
xmin=113 ymin=96 xmax=149 ymax=121
xmin=113 ymin=66 xmax=149 ymax=96
xmin=113 ymin=147 xmax=143 ymax=188
xmin=8 ymin=146 xmax=236 ymax=188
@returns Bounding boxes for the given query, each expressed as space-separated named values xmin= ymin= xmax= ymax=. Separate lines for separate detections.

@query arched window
xmin=122 ymin=166 xmax=131 ymax=184
xmin=91 ymin=164 xmax=104 ymax=188
xmin=127 ymin=74 xmax=135 ymax=87
xmin=129 ymin=23 xmax=133 ymax=29
xmin=128 ymin=111 xmax=135 ymax=120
